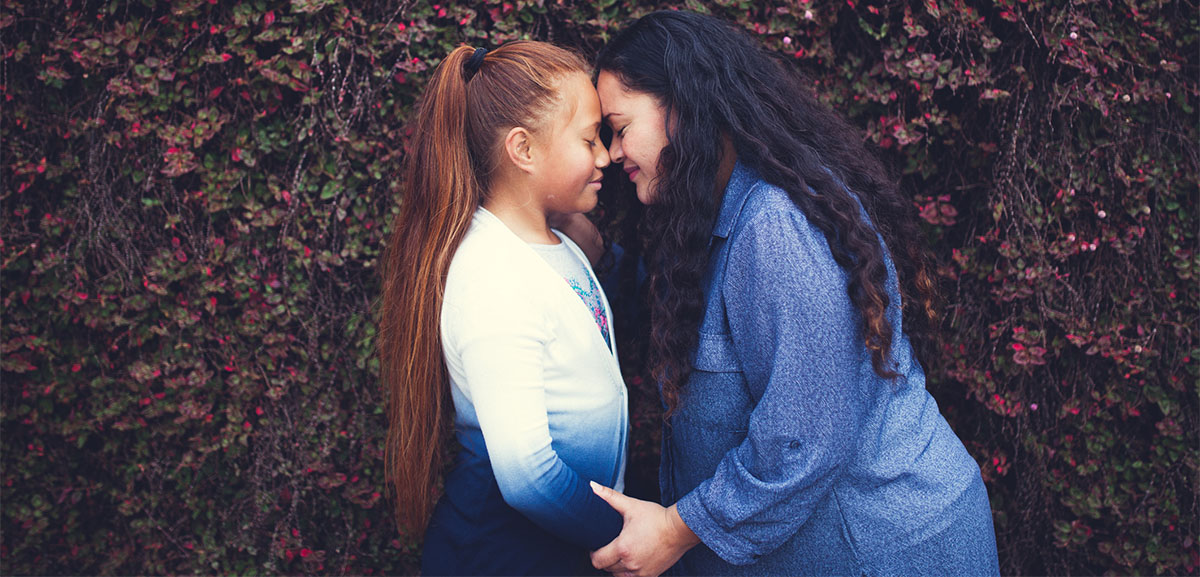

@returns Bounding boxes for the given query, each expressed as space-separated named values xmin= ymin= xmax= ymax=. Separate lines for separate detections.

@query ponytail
xmin=380 ymin=45 xmax=478 ymax=535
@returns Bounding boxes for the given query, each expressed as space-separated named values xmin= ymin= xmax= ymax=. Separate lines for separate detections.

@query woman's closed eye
xmin=605 ymin=121 xmax=626 ymax=138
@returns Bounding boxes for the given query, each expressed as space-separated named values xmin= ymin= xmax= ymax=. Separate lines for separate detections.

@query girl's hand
xmin=589 ymin=482 xmax=701 ymax=577
xmin=548 ymin=212 xmax=604 ymax=267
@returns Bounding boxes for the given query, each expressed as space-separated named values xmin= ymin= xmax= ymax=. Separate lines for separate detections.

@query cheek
xmin=634 ymin=138 xmax=660 ymax=174
xmin=577 ymin=149 xmax=597 ymax=179
xmin=625 ymin=137 xmax=644 ymax=166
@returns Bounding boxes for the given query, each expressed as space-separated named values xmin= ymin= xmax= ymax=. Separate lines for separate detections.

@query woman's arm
xmin=672 ymin=207 xmax=868 ymax=564
xmin=585 ymin=207 xmax=867 ymax=574
xmin=548 ymin=212 xmax=605 ymax=267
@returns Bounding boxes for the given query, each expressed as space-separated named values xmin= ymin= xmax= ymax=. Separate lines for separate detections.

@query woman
xmin=378 ymin=42 xmax=624 ymax=575
xmin=579 ymin=11 xmax=1000 ymax=577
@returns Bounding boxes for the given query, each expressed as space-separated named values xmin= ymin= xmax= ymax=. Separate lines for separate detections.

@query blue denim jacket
xmin=664 ymin=162 xmax=1000 ymax=576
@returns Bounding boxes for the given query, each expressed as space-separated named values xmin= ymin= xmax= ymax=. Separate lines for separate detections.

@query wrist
xmin=666 ymin=504 xmax=702 ymax=551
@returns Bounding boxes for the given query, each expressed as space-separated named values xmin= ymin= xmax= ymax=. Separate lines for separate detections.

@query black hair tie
xmin=464 ymin=47 xmax=488 ymax=81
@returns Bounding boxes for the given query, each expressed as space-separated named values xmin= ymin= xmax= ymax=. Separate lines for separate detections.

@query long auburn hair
xmin=596 ymin=11 xmax=940 ymax=414
xmin=378 ymin=41 xmax=589 ymax=534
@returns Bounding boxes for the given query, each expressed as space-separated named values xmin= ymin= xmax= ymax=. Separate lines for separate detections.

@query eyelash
xmin=615 ymin=126 xmax=627 ymax=137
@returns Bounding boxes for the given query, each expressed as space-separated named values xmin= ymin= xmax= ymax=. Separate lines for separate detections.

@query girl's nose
xmin=595 ymin=144 xmax=611 ymax=168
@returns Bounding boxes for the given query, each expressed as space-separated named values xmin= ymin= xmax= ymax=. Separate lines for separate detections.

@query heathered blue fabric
xmin=664 ymin=162 xmax=1001 ymax=576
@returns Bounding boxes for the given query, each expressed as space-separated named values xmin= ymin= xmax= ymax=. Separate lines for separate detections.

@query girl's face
xmin=532 ymin=73 xmax=611 ymax=215
xmin=596 ymin=70 xmax=670 ymax=205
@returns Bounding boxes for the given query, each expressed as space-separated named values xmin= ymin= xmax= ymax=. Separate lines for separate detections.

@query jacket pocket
xmin=679 ymin=332 xmax=750 ymax=434
xmin=691 ymin=331 xmax=741 ymax=373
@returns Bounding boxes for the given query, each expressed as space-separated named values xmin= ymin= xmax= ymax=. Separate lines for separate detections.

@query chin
xmin=635 ymin=186 xmax=656 ymax=205
xmin=575 ymin=194 xmax=599 ymax=213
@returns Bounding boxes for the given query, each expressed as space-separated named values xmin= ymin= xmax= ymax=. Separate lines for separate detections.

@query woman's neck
xmin=483 ymin=181 xmax=559 ymax=245
xmin=714 ymin=136 xmax=737 ymax=198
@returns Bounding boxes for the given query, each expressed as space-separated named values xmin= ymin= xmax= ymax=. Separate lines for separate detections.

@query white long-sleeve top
xmin=438 ymin=207 xmax=628 ymax=549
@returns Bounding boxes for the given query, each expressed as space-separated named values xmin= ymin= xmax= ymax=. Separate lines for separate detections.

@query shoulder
xmin=444 ymin=213 xmax=552 ymax=316
xmin=729 ymin=178 xmax=828 ymax=259
xmin=447 ymin=216 xmax=505 ymax=287
xmin=740 ymin=178 xmax=797 ymax=222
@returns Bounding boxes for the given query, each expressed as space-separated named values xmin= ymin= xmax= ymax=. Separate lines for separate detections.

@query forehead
xmin=555 ymin=73 xmax=601 ymax=126
xmin=595 ymin=71 xmax=628 ymax=107
xmin=596 ymin=70 xmax=655 ymax=114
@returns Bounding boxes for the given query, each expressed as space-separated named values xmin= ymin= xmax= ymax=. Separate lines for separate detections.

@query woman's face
xmin=596 ymin=70 xmax=669 ymax=205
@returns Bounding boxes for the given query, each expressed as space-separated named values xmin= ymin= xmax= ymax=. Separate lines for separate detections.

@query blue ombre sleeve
xmin=453 ymin=295 xmax=623 ymax=550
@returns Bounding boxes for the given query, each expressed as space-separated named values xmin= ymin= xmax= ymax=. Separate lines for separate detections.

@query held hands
xmin=590 ymin=481 xmax=701 ymax=577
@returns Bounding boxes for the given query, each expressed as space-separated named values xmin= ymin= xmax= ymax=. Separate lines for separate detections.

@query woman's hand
xmin=589 ymin=482 xmax=701 ymax=577
xmin=548 ymin=212 xmax=605 ymax=267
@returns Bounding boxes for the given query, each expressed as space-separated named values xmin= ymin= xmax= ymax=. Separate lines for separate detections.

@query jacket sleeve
xmin=446 ymin=278 xmax=623 ymax=550
xmin=674 ymin=207 xmax=870 ymax=565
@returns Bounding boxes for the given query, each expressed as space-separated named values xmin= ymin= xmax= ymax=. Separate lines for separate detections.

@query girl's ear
xmin=503 ymin=126 xmax=536 ymax=174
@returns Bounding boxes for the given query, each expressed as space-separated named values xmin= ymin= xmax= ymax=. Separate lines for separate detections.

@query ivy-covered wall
xmin=2 ymin=0 xmax=1195 ymax=575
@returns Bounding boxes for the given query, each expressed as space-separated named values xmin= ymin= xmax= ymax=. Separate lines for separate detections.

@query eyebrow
xmin=602 ymin=112 xmax=624 ymax=123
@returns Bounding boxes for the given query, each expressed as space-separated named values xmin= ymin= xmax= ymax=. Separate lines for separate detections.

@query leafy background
xmin=1 ymin=0 xmax=1196 ymax=574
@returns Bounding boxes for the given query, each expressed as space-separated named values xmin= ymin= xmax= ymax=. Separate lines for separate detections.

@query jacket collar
xmin=711 ymin=160 xmax=759 ymax=242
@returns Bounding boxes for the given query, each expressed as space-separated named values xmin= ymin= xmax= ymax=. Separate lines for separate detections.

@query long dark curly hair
xmin=596 ymin=11 xmax=940 ymax=414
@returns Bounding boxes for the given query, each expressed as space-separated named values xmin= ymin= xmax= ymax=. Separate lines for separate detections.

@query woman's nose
xmin=608 ymin=138 xmax=624 ymax=164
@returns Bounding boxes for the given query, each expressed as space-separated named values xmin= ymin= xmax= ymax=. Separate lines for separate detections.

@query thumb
xmin=590 ymin=481 xmax=632 ymax=514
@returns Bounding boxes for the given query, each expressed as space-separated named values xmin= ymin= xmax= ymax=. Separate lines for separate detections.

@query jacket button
xmin=788 ymin=440 xmax=801 ymax=449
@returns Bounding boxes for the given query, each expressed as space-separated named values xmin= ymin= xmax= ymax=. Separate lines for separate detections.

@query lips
xmin=624 ymin=166 xmax=640 ymax=180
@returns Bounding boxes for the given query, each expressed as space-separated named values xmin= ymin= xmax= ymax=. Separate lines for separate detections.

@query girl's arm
xmin=447 ymin=284 xmax=623 ymax=550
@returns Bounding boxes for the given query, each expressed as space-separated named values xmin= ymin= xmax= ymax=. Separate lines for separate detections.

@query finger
xmin=591 ymin=542 xmax=622 ymax=570
xmin=608 ymin=563 xmax=633 ymax=577
xmin=590 ymin=481 xmax=631 ymax=514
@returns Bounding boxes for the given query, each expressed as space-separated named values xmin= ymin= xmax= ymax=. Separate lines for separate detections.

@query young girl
xmin=378 ymin=42 xmax=625 ymax=575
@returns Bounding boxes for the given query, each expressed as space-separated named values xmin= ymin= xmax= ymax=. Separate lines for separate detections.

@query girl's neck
xmin=483 ymin=183 xmax=559 ymax=245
